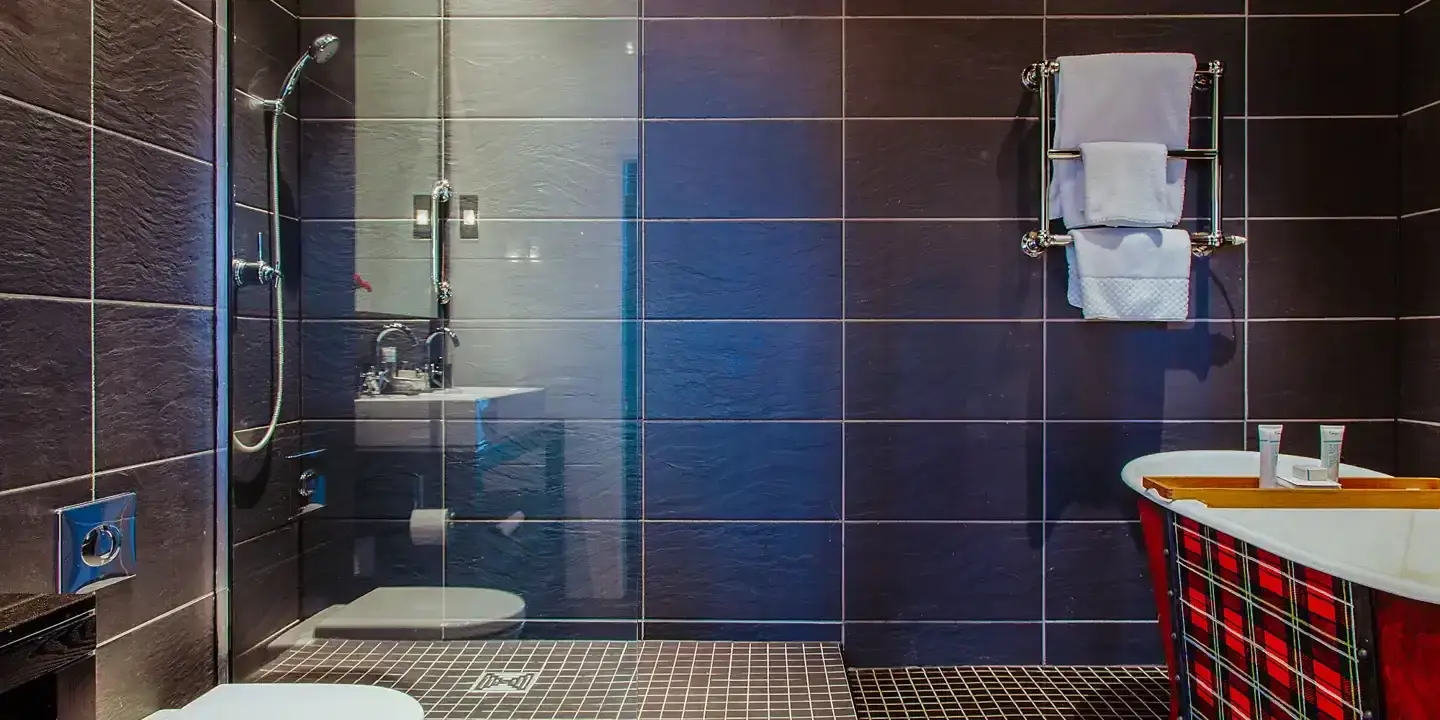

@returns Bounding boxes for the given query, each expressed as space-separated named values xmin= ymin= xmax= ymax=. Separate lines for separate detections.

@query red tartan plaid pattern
xmin=1168 ymin=514 xmax=1371 ymax=720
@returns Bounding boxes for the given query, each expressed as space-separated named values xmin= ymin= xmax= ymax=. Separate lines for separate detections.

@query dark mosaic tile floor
xmin=847 ymin=666 xmax=1171 ymax=720
xmin=255 ymin=640 xmax=858 ymax=720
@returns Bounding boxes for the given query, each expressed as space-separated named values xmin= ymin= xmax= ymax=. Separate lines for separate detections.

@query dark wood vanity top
xmin=0 ymin=593 xmax=96 ymax=695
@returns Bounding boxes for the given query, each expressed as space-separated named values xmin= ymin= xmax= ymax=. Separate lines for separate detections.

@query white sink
xmin=355 ymin=386 xmax=541 ymax=404
xmin=355 ymin=385 xmax=544 ymax=420
xmin=1121 ymin=449 xmax=1389 ymax=495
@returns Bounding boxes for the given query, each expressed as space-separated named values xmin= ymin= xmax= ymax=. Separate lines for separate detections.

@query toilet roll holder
xmin=1020 ymin=59 xmax=1247 ymax=259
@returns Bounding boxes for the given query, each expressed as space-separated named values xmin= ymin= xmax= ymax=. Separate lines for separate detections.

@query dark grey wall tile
xmin=233 ymin=91 xmax=299 ymax=216
xmin=1398 ymin=421 xmax=1440 ymax=477
xmin=233 ymin=207 xmax=301 ymax=318
xmin=0 ymin=477 xmax=91 ymax=592
xmin=645 ymin=322 xmax=842 ymax=420
xmin=233 ymin=319 xmax=301 ymax=430
xmin=846 ymin=120 xmax=1034 ymax=219
xmin=845 ymin=19 xmax=1041 ymax=118
xmin=177 ymin=0 xmax=215 ymax=19
xmin=846 ymin=221 xmax=1042 ymax=319
xmin=95 ymin=132 xmax=215 ymax=306
xmin=300 ymin=120 xmax=439 ymax=219
xmin=848 ymin=0 xmax=1043 ymax=15
xmin=301 ymin=519 xmax=442 ymax=603
xmin=644 ymin=622 xmax=840 ymax=642
xmin=301 ymin=319 xmax=428 ymax=418
xmin=1045 ymin=221 xmax=1247 ymax=321
xmin=232 ymin=424 xmax=303 ymax=543
xmin=644 ymin=522 xmax=841 ymax=620
xmin=1047 ymin=0 xmax=1242 ymax=11
xmin=1250 ymin=321 xmax=1397 ymax=420
xmin=645 ymin=0 xmax=838 ymax=16
xmin=446 ymin=521 xmax=639 ymax=620
xmin=1247 ymin=220 xmax=1397 ymax=319
xmin=448 ymin=220 xmax=634 ymax=321
xmin=645 ymin=222 xmax=842 ymax=320
xmin=95 ymin=305 xmax=215 ymax=470
xmin=521 ymin=622 xmax=639 ymax=641
xmin=445 ymin=321 xmax=631 ymax=420
xmin=0 ymin=298 xmax=91 ymax=491
xmin=645 ymin=121 xmax=842 ymax=219
xmin=95 ymin=0 xmax=215 ymax=160
xmin=94 ymin=453 xmax=216 ymax=642
xmin=1047 ymin=422 xmax=1243 ymax=521
xmin=846 ymin=423 xmax=1042 ymax=521
xmin=1249 ymin=16 xmax=1397 ymax=117
xmin=1048 ymin=322 xmax=1244 ymax=421
xmin=1047 ymin=16 xmax=1245 ymax=118
xmin=1253 ymin=0 xmax=1398 ymax=11
xmin=1046 ymin=622 xmax=1164 ymax=665
xmin=1406 ymin=0 xmax=1440 ymax=112
xmin=232 ymin=525 xmax=301 ymax=655
xmin=1404 ymin=106 xmax=1440 ymax=216
xmin=1253 ymin=118 xmax=1397 ymax=218
xmin=645 ymin=19 xmax=838 ymax=118
xmin=847 ymin=322 xmax=1043 ymax=420
xmin=1403 ymin=213 xmax=1440 ymax=317
xmin=644 ymin=422 xmax=841 ymax=520
xmin=235 ymin=0 xmax=297 ymax=89
xmin=0 ymin=0 xmax=91 ymax=120
xmin=446 ymin=121 xmax=638 ymax=219
xmin=1403 ymin=319 xmax=1440 ymax=423
xmin=1045 ymin=522 xmax=1154 ymax=621
xmin=445 ymin=436 xmax=637 ymax=522
xmin=234 ymin=37 xmax=287 ymax=102
xmin=450 ymin=19 xmax=636 ymax=118
xmin=847 ymin=523 xmax=1042 ymax=621
xmin=300 ymin=18 xmax=439 ymax=120
xmin=1245 ymin=421 xmax=1396 ymax=475
xmin=844 ymin=623 xmax=1043 ymax=667
xmin=0 ymin=98 xmax=90 ymax=298
xmin=96 ymin=598 xmax=215 ymax=720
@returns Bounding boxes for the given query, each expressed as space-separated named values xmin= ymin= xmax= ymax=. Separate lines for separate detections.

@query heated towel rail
xmin=1020 ymin=59 xmax=1247 ymax=258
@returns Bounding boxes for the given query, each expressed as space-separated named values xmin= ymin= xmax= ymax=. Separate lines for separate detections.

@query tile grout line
xmin=839 ymin=0 xmax=848 ymax=650
xmin=1039 ymin=0 xmax=1048 ymax=665
xmin=1243 ymin=0 xmax=1252 ymax=454
xmin=89 ymin=0 xmax=98 ymax=499
xmin=638 ymin=0 xmax=648 ymax=638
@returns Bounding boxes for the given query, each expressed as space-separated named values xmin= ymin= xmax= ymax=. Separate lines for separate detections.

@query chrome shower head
xmin=270 ymin=34 xmax=343 ymax=112
xmin=311 ymin=34 xmax=341 ymax=64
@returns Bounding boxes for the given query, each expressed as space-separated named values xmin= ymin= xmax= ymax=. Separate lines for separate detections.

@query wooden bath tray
xmin=1142 ymin=476 xmax=1440 ymax=509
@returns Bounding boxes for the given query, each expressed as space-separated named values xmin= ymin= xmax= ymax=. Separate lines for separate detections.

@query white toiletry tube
xmin=1320 ymin=425 xmax=1346 ymax=484
xmin=1258 ymin=425 xmax=1284 ymax=488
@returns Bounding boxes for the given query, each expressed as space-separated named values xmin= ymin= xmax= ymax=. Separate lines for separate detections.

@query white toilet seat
xmin=166 ymin=684 xmax=424 ymax=719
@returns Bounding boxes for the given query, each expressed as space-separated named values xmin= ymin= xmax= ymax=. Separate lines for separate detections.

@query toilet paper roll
xmin=409 ymin=509 xmax=452 ymax=546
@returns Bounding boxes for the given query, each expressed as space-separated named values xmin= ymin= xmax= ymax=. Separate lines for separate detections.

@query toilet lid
xmin=315 ymin=586 xmax=526 ymax=640
xmin=179 ymin=684 xmax=423 ymax=720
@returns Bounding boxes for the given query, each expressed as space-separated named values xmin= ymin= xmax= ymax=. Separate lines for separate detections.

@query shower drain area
xmin=255 ymin=639 xmax=858 ymax=720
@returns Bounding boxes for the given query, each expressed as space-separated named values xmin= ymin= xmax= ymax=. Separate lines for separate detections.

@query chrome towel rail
xmin=1020 ymin=59 xmax=1246 ymax=259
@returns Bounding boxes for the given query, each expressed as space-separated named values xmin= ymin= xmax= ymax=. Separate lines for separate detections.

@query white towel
xmin=1049 ymin=53 xmax=1196 ymax=229
xmin=1079 ymin=142 xmax=1178 ymax=227
xmin=1067 ymin=228 xmax=1191 ymax=321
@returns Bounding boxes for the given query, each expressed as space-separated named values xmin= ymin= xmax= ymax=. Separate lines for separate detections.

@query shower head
xmin=270 ymin=34 xmax=343 ymax=112
xmin=311 ymin=34 xmax=342 ymax=64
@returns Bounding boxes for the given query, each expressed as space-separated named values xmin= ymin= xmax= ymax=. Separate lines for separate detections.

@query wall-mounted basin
xmin=355 ymin=386 xmax=544 ymax=420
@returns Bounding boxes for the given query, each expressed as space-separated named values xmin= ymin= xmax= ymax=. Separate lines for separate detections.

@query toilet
xmin=145 ymin=684 xmax=423 ymax=719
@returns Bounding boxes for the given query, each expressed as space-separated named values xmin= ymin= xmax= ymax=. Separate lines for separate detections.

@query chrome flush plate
xmin=56 ymin=493 xmax=138 ymax=593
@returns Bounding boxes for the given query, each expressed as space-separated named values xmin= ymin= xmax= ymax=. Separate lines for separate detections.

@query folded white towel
xmin=1079 ymin=142 xmax=1178 ymax=227
xmin=1067 ymin=228 xmax=1191 ymax=321
xmin=1048 ymin=53 xmax=1196 ymax=229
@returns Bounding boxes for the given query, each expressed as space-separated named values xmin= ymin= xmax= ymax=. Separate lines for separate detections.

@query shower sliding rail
xmin=1020 ymin=59 xmax=1247 ymax=259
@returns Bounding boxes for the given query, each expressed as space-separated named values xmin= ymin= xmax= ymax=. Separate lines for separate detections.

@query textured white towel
xmin=1048 ymin=53 xmax=1196 ymax=229
xmin=1067 ymin=228 xmax=1191 ymax=321
xmin=1079 ymin=142 xmax=1178 ymax=227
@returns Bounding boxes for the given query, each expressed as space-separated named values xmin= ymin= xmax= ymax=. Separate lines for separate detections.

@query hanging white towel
xmin=1067 ymin=228 xmax=1191 ymax=322
xmin=1048 ymin=53 xmax=1196 ymax=229
xmin=1079 ymin=142 xmax=1178 ymax=227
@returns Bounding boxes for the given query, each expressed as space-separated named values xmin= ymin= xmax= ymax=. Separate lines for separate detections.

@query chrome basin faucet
xmin=361 ymin=323 xmax=420 ymax=395
xmin=425 ymin=327 xmax=460 ymax=389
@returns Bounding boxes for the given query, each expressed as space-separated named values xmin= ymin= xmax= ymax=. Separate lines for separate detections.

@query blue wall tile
xmin=1046 ymin=422 xmax=1244 ymax=521
xmin=846 ymin=523 xmax=1042 ymax=621
xmin=446 ymin=521 xmax=640 ymax=620
xmin=645 ymin=422 xmax=842 ymax=520
xmin=520 ymin=621 xmax=639 ymax=641
xmin=844 ymin=623 xmax=1043 ymax=667
xmin=645 ymin=222 xmax=843 ymax=319
xmin=645 ymin=322 xmax=843 ymax=420
xmin=847 ymin=322 xmax=1043 ymax=420
xmin=846 ymin=422 xmax=1042 ymax=521
xmin=644 ymin=522 xmax=842 ymax=620
xmin=644 ymin=622 xmax=842 ymax=642
xmin=1046 ymin=622 xmax=1165 ymax=665
xmin=643 ymin=19 xmax=843 ymax=119
xmin=644 ymin=121 xmax=843 ymax=219
xmin=1045 ymin=523 xmax=1156 ymax=621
